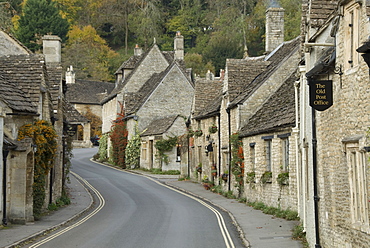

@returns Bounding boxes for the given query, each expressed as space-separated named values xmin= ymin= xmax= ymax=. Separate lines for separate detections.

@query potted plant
xmin=221 ymin=171 xmax=229 ymax=182
xmin=208 ymin=124 xmax=218 ymax=134
xmin=194 ymin=129 xmax=203 ymax=137
xmin=261 ymin=171 xmax=272 ymax=184
xmin=211 ymin=169 xmax=217 ymax=177
xmin=246 ymin=171 xmax=256 ymax=183
xmin=277 ymin=172 xmax=289 ymax=186
xmin=196 ymin=163 xmax=202 ymax=173
xmin=202 ymin=175 xmax=212 ymax=190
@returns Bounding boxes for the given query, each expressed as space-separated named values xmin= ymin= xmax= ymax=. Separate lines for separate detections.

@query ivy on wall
xmin=154 ymin=135 xmax=178 ymax=165
xmin=125 ymin=124 xmax=142 ymax=169
xmin=18 ymin=120 xmax=57 ymax=219
xmin=109 ymin=102 xmax=128 ymax=168
xmin=230 ymin=133 xmax=244 ymax=196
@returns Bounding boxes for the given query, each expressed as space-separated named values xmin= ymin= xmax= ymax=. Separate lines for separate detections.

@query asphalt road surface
xmin=26 ymin=147 xmax=244 ymax=248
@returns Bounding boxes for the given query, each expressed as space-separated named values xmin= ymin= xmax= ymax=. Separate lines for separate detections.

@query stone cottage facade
xmin=299 ymin=0 xmax=370 ymax=247
xmin=0 ymin=33 xmax=86 ymax=225
xmin=101 ymin=33 xmax=194 ymax=170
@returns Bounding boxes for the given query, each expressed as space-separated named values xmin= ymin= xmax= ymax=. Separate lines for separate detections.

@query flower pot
xmin=221 ymin=173 xmax=228 ymax=182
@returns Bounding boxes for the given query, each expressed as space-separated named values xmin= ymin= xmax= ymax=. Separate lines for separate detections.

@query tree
xmin=62 ymin=25 xmax=118 ymax=81
xmin=15 ymin=0 xmax=69 ymax=52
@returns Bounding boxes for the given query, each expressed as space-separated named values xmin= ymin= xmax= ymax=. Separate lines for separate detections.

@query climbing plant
xmin=110 ymin=102 xmax=128 ymax=168
xmin=18 ymin=120 xmax=57 ymax=219
xmin=97 ymin=133 xmax=109 ymax=162
xmin=125 ymin=123 xmax=142 ymax=169
xmin=230 ymin=133 xmax=244 ymax=196
xmin=154 ymin=135 xmax=178 ymax=165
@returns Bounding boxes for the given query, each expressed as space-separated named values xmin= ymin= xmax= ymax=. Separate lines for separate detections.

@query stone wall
xmin=311 ymin=1 xmax=370 ymax=246
xmin=136 ymin=66 xmax=194 ymax=133
xmin=120 ymin=45 xmax=169 ymax=94
xmin=242 ymin=129 xmax=298 ymax=211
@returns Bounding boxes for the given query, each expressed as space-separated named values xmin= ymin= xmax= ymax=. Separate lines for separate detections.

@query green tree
xmin=279 ymin=0 xmax=301 ymax=40
xmin=15 ymin=0 xmax=69 ymax=52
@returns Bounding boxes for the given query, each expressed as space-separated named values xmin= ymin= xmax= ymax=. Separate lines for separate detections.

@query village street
xmin=19 ymin=148 xmax=243 ymax=248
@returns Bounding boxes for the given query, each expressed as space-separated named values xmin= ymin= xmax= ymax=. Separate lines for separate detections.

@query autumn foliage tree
xmin=109 ymin=102 xmax=128 ymax=168
xmin=62 ymin=25 xmax=118 ymax=82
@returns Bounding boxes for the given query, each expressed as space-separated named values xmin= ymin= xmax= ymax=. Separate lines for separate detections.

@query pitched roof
xmin=115 ymin=54 xmax=143 ymax=73
xmin=47 ymin=65 xmax=64 ymax=111
xmin=0 ymin=29 xmax=31 ymax=55
xmin=63 ymin=98 xmax=90 ymax=124
xmin=141 ymin=115 xmax=179 ymax=136
xmin=193 ymin=78 xmax=223 ymax=119
xmin=307 ymin=0 xmax=338 ymax=29
xmin=230 ymin=37 xmax=300 ymax=108
xmin=226 ymin=57 xmax=270 ymax=102
xmin=102 ymin=44 xmax=176 ymax=104
xmin=66 ymin=80 xmax=115 ymax=105
xmin=0 ymin=75 xmax=37 ymax=113
xmin=0 ymin=54 xmax=49 ymax=104
xmin=239 ymin=73 xmax=298 ymax=138
xmin=124 ymin=62 xmax=192 ymax=115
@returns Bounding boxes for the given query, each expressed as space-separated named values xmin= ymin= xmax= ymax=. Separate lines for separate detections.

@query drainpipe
xmin=185 ymin=117 xmax=191 ymax=178
xmin=2 ymin=150 xmax=9 ymax=226
xmin=311 ymin=108 xmax=321 ymax=248
xmin=226 ymin=108 xmax=231 ymax=191
xmin=217 ymin=113 xmax=221 ymax=185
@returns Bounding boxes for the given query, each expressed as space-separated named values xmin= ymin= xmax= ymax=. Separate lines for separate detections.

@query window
xmin=346 ymin=142 xmax=369 ymax=232
xmin=265 ymin=139 xmax=272 ymax=171
xmin=344 ymin=2 xmax=360 ymax=70
xmin=282 ymin=138 xmax=289 ymax=171
xmin=176 ymin=145 xmax=181 ymax=162
xmin=142 ymin=142 xmax=147 ymax=161
xmin=250 ymin=143 xmax=256 ymax=171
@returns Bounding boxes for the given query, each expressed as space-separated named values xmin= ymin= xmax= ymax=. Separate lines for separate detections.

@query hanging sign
xmin=309 ymin=80 xmax=333 ymax=111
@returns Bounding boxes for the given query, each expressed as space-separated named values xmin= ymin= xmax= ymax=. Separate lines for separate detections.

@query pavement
xmin=0 ymin=170 xmax=303 ymax=248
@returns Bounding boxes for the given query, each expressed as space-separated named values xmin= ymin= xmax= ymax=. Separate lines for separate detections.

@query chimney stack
xmin=174 ymin=31 xmax=184 ymax=60
xmin=134 ymin=44 xmax=143 ymax=56
xmin=66 ymin=65 xmax=75 ymax=84
xmin=42 ymin=35 xmax=61 ymax=65
xmin=265 ymin=6 xmax=284 ymax=53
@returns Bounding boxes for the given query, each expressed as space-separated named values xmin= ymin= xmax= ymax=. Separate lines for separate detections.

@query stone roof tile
xmin=193 ymin=78 xmax=223 ymax=119
xmin=141 ymin=115 xmax=179 ymax=136
xmin=239 ymin=73 xmax=298 ymax=137
xmin=0 ymin=75 xmax=37 ymax=113
xmin=0 ymin=54 xmax=48 ymax=105
xmin=230 ymin=37 xmax=300 ymax=108
xmin=66 ymin=80 xmax=115 ymax=105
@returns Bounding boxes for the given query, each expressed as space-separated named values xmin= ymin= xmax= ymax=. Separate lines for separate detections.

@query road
xmin=26 ymin=148 xmax=244 ymax=248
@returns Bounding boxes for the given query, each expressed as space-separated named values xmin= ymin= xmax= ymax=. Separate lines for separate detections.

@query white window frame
xmin=346 ymin=142 xmax=369 ymax=233
xmin=344 ymin=1 xmax=361 ymax=71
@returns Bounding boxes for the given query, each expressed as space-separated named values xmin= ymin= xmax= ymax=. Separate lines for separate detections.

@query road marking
xmin=28 ymin=172 xmax=105 ymax=248
xmin=148 ymin=177 xmax=236 ymax=248
xmin=93 ymin=160 xmax=236 ymax=248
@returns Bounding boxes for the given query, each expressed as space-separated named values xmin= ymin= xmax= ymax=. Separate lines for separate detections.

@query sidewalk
xmin=0 ymin=170 xmax=303 ymax=248
xmin=0 ymin=174 xmax=92 ymax=248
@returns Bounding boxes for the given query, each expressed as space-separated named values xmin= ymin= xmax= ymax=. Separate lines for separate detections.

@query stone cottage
xmin=189 ymin=71 xmax=223 ymax=183
xmin=210 ymin=6 xmax=300 ymax=198
xmin=0 ymin=75 xmax=37 ymax=224
xmin=0 ymin=33 xmax=87 ymax=225
xmin=101 ymin=33 xmax=194 ymax=170
xmin=239 ymin=72 xmax=299 ymax=211
xmin=65 ymin=66 xmax=115 ymax=147
xmin=299 ymin=0 xmax=370 ymax=247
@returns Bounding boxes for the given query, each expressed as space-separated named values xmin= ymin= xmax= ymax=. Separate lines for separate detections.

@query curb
xmin=5 ymin=174 xmax=95 ymax=248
